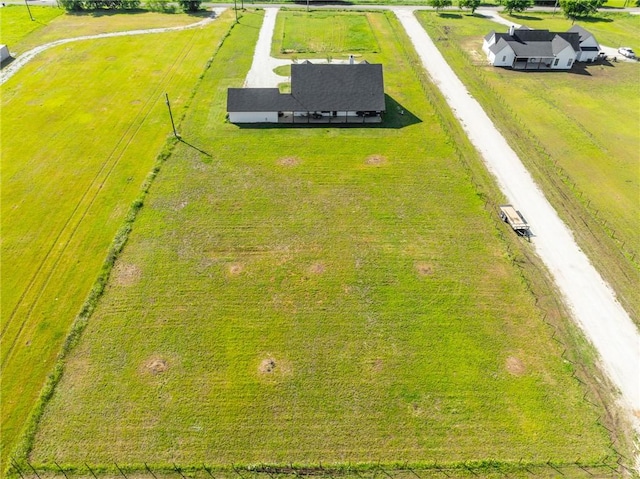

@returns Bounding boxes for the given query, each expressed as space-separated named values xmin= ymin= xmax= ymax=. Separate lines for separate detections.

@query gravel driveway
xmin=0 ymin=8 xmax=226 ymax=85
xmin=394 ymin=7 xmax=640 ymax=434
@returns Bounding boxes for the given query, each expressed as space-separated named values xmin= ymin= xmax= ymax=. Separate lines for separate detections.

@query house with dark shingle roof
xmin=482 ymin=25 xmax=600 ymax=70
xmin=227 ymin=61 xmax=385 ymax=123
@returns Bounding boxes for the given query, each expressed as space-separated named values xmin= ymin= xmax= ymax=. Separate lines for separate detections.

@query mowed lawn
xmin=0 ymin=10 xmax=235 ymax=465
xmin=0 ymin=6 xmax=215 ymax=55
xmin=30 ymin=10 xmax=610 ymax=466
xmin=274 ymin=10 xmax=380 ymax=55
xmin=416 ymin=11 xmax=640 ymax=320
xmin=0 ymin=5 xmax=64 ymax=48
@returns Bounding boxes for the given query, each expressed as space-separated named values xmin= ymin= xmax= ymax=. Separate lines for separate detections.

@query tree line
xmin=59 ymin=0 xmax=202 ymax=12
xmin=427 ymin=0 xmax=637 ymax=20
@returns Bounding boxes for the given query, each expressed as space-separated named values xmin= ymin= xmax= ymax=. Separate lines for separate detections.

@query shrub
xmin=178 ymin=0 xmax=201 ymax=12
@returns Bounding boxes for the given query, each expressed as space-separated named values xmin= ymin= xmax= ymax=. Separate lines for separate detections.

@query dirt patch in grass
xmin=372 ymin=358 xmax=384 ymax=372
xmin=415 ymin=262 xmax=433 ymax=276
xmin=146 ymin=358 xmax=168 ymax=375
xmin=278 ymin=156 xmax=300 ymax=167
xmin=308 ymin=262 xmax=325 ymax=274
xmin=258 ymin=356 xmax=292 ymax=378
xmin=113 ymin=263 xmax=142 ymax=287
xmin=365 ymin=154 xmax=387 ymax=166
xmin=506 ymin=356 xmax=526 ymax=376
xmin=228 ymin=263 xmax=243 ymax=275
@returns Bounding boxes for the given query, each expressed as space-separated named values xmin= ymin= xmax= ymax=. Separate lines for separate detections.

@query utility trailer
xmin=499 ymin=205 xmax=529 ymax=235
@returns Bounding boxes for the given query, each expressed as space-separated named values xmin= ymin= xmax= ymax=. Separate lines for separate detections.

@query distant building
xmin=0 ymin=45 xmax=11 ymax=63
xmin=227 ymin=60 xmax=385 ymax=124
xmin=482 ymin=25 xmax=600 ymax=70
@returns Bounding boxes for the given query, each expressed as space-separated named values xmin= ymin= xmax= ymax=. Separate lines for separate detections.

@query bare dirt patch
xmin=258 ymin=356 xmax=292 ymax=378
xmin=113 ymin=263 xmax=142 ymax=287
xmin=259 ymin=358 xmax=277 ymax=374
xmin=506 ymin=356 xmax=526 ymax=376
xmin=308 ymin=262 xmax=325 ymax=274
xmin=372 ymin=358 xmax=384 ymax=372
xmin=146 ymin=358 xmax=168 ymax=375
xmin=277 ymin=156 xmax=300 ymax=167
xmin=228 ymin=263 xmax=243 ymax=275
xmin=415 ymin=262 xmax=433 ymax=276
xmin=365 ymin=154 xmax=387 ymax=166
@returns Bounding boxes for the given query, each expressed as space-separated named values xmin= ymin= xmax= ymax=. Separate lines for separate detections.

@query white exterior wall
xmin=576 ymin=36 xmax=600 ymax=62
xmin=551 ymin=45 xmax=577 ymax=70
xmin=0 ymin=45 xmax=10 ymax=63
xmin=482 ymin=37 xmax=494 ymax=56
xmin=229 ymin=111 xmax=278 ymax=123
xmin=490 ymin=45 xmax=515 ymax=67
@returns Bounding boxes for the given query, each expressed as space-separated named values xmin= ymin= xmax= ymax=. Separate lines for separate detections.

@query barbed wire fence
xmin=8 ymin=458 xmax=630 ymax=479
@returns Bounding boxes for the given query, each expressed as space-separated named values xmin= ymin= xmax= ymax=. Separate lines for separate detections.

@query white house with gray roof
xmin=483 ymin=25 xmax=600 ymax=70
xmin=227 ymin=61 xmax=385 ymax=124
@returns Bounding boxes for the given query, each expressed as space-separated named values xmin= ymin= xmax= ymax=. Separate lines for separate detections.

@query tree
xmin=459 ymin=0 xmax=481 ymax=14
xmin=559 ymin=0 xmax=604 ymax=20
xmin=503 ymin=0 xmax=533 ymax=13
xmin=178 ymin=0 xmax=201 ymax=12
xmin=428 ymin=0 xmax=453 ymax=12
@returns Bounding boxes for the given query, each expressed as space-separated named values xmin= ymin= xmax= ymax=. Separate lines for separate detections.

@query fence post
xmin=114 ymin=462 xmax=128 ymax=479
xmin=55 ymin=461 xmax=69 ymax=479
xmin=10 ymin=459 xmax=25 ymax=479
xmin=203 ymin=464 xmax=215 ymax=478
xmin=85 ymin=463 xmax=99 ymax=479
xmin=145 ymin=463 xmax=158 ymax=479
xmin=26 ymin=461 xmax=41 ymax=479
xmin=174 ymin=463 xmax=187 ymax=479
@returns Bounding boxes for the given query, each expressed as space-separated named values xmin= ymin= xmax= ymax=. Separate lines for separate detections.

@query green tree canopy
xmin=503 ymin=0 xmax=533 ymax=14
xmin=178 ymin=0 xmax=201 ymax=12
xmin=459 ymin=0 xmax=481 ymax=14
xmin=428 ymin=0 xmax=453 ymax=11
xmin=560 ymin=0 xmax=604 ymax=20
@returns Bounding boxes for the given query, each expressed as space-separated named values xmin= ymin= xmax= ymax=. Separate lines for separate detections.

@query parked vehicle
xmin=499 ymin=205 xmax=530 ymax=236
xmin=618 ymin=47 xmax=636 ymax=59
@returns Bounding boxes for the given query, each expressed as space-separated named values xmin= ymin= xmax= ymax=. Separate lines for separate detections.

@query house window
xmin=567 ymin=58 xmax=573 ymax=66
xmin=554 ymin=58 xmax=559 ymax=66
xmin=502 ymin=55 xmax=506 ymax=61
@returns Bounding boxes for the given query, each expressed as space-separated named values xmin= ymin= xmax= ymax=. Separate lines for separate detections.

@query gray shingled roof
xmin=227 ymin=63 xmax=385 ymax=113
xmin=291 ymin=63 xmax=385 ymax=112
xmin=568 ymin=24 xmax=595 ymax=44
xmin=227 ymin=88 xmax=303 ymax=112
xmin=492 ymin=29 xmax=581 ymax=58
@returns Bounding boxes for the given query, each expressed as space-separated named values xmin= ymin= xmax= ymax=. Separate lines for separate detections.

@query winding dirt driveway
xmin=394 ymin=8 xmax=640 ymax=436
xmin=0 ymin=7 xmax=226 ymax=85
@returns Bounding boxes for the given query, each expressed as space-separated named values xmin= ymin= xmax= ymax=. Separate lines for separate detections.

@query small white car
xmin=617 ymin=47 xmax=636 ymax=59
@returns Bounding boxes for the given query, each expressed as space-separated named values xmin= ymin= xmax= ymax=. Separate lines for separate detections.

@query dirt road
xmin=394 ymin=8 xmax=640 ymax=435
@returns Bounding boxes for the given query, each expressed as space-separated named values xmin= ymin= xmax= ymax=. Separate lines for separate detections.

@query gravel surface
xmin=0 ymin=8 xmax=226 ymax=85
xmin=394 ymin=7 xmax=640 ymax=436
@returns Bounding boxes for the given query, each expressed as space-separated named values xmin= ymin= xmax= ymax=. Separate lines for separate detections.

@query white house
xmin=483 ymin=25 xmax=600 ymax=70
xmin=227 ymin=61 xmax=385 ymax=124
xmin=568 ymin=24 xmax=601 ymax=62
xmin=0 ymin=45 xmax=10 ymax=63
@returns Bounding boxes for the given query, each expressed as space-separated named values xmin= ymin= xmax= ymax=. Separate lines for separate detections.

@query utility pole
xmin=25 ymin=0 xmax=34 ymax=21
xmin=165 ymin=93 xmax=179 ymax=139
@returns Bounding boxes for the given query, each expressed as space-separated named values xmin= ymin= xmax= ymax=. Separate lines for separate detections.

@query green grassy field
xmin=0 ymin=9 xmax=236 ymax=469
xmin=23 ymin=9 xmax=613 ymax=473
xmin=274 ymin=10 xmax=380 ymax=55
xmin=416 ymin=11 xmax=640 ymax=321
xmin=0 ymin=6 xmax=213 ymax=55
xmin=0 ymin=5 xmax=64 ymax=48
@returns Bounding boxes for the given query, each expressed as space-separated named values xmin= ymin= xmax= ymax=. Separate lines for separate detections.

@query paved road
xmin=394 ymin=8 xmax=640 ymax=436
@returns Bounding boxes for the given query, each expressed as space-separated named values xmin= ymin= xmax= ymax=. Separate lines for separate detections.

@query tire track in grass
xmin=0 ymin=26 xmax=202 ymax=368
